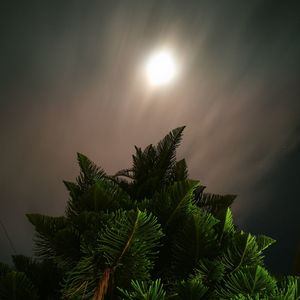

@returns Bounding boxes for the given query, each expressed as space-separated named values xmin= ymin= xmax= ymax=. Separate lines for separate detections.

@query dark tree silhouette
xmin=0 ymin=127 xmax=299 ymax=299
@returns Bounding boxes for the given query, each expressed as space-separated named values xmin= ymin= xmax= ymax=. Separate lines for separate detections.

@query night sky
xmin=1 ymin=1 xmax=300 ymax=274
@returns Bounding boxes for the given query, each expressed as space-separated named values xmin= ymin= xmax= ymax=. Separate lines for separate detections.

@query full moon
xmin=146 ymin=50 xmax=177 ymax=86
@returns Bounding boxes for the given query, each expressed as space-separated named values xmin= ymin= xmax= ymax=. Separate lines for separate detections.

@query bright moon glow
xmin=146 ymin=50 xmax=176 ymax=86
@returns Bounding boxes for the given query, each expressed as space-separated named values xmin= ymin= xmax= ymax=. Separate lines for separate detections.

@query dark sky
xmin=1 ymin=1 xmax=300 ymax=274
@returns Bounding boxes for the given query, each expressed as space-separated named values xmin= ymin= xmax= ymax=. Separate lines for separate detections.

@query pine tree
xmin=1 ymin=126 xmax=299 ymax=299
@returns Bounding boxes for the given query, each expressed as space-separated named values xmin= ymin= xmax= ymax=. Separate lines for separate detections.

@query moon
xmin=145 ymin=50 xmax=177 ymax=86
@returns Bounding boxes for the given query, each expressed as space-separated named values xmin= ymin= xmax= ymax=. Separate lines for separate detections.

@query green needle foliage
xmin=1 ymin=126 xmax=299 ymax=299
xmin=118 ymin=279 xmax=166 ymax=300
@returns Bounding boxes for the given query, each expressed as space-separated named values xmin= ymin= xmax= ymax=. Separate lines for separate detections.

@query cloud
xmin=0 ymin=1 xmax=299 ymax=268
